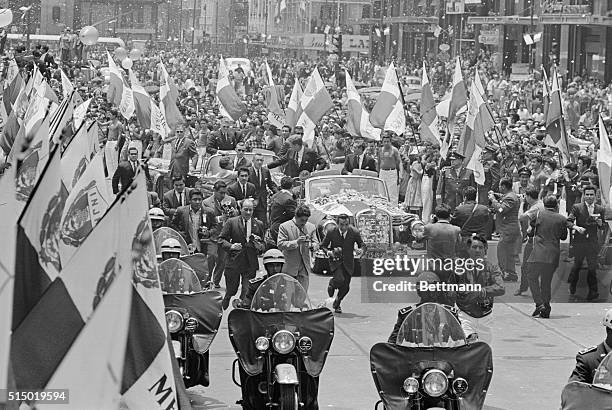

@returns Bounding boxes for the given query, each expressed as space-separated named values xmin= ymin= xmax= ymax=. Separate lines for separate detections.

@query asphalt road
xmin=185 ymin=268 xmax=611 ymax=410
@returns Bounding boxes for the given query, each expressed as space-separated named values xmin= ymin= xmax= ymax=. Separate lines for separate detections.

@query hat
xmin=448 ymin=151 xmax=464 ymax=160
xmin=518 ymin=167 xmax=531 ymax=176
xmin=484 ymin=145 xmax=498 ymax=154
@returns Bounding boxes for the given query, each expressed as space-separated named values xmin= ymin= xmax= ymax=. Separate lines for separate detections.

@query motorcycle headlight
xmin=452 ymin=377 xmax=469 ymax=396
xmin=402 ymin=377 xmax=419 ymax=394
xmin=422 ymin=369 xmax=448 ymax=397
xmin=166 ymin=310 xmax=183 ymax=333
xmin=272 ymin=330 xmax=295 ymax=354
xmin=185 ymin=317 xmax=198 ymax=332
xmin=255 ymin=336 xmax=269 ymax=352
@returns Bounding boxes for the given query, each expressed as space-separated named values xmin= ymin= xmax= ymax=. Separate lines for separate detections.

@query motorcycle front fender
xmin=274 ymin=363 xmax=299 ymax=384
xmin=171 ymin=340 xmax=182 ymax=359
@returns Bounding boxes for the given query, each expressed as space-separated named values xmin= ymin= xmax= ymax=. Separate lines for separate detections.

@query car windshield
xmin=307 ymin=177 xmax=388 ymax=201
xmin=153 ymin=227 xmax=189 ymax=256
xmin=594 ymin=352 xmax=612 ymax=390
xmin=396 ymin=303 xmax=466 ymax=347
xmin=158 ymin=258 xmax=202 ymax=294
xmin=251 ymin=274 xmax=312 ymax=312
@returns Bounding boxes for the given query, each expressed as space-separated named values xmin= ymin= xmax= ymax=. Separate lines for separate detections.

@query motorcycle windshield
xmin=396 ymin=303 xmax=466 ymax=347
xmin=228 ymin=307 xmax=334 ymax=377
xmin=159 ymin=258 xmax=202 ymax=294
xmin=153 ymin=227 xmax=189 ymax=256
xmin=561 ymin=381 xmax=612 ymax=410
xmin=370 ymin=341 xmax=493 ymax=410
xmin=163 ymin=291 xmax=223 ymax=353
xmin=594 ymin=352 xmax=612 ymax=390
xmin=250 ymin=273 xmax=312 ymax=312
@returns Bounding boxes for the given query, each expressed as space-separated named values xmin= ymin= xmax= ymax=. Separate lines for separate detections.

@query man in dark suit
xmin=169 ymin=124 xmax=198 ymax=182
xmin=162 ymin=176 xmax=191 ymax=218
xmin=526 ymin=195 xmax=567 ymax=318
xmin=567 ymin=185 xmax=605 ymax=300
xmin=206 ymin=119 xmax=241 ymax=155
xmin=451 ymin=186 xmax=492 ymax=241
xmin=249 ymin=153 xmax=277 ymax=227
xmin=171 ymin=189 xmax=215 ymax=256
xmin=218 ymin=199 xmax=265 ymax=309
xmin=112 ymin=146 xmax=143 ymax=194
xmin=266 ymin=136 xmax=327 ymax=178
xmin=231 ymin=143 xmax=252 ymax=170
xmin=341 ymin=140 xmax=377 ymax=175
xmin=569 ymin=308 xmax=612 ymax=384
xmin=268 ymin=177 xmax=297 ymax=245
xmin=488 ymin=178 xmax=521 ymax=282
xmin=423 ymin=204 xmax=462 ymax=282
xmin=202 ymin=181 xmax=239 ymax=287
xmin=228 ymin=167 xmax=257 ymax=208
xmin=321 ymin=214 xmax=365 ymax=313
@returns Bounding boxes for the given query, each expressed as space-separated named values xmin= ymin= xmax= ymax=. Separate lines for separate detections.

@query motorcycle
xmin=561 ymin=351 xmax=612 ymax=409
xmin=159 ymin=258 xmax=223 ymax=388
xmin=370 ymin=303 xmax=493 ymax=410
xmin=228 ymin=273 xmax=335 ymax=410
xmin=154 ymin=226 xmax=209 ymax=283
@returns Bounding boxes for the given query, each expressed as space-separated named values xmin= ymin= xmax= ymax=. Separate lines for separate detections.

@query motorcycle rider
xmin=233 ymin=248 xmax=285 ymax=309
xmin=568 ymin=307 xmax=612 ymax=384
xmin=455 ymin=233 xmax=505 ymax=344
xmin=160 ymin=238 xmax=182 ymax=261
xmin=388 ymin=271 xmax=459 ymax=344
xmin=149 ymin=207 xmax=166 ymax=231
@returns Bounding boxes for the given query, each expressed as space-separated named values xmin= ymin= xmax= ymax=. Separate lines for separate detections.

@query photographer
xmin=218 ymin=199 xmax=265 ymax=310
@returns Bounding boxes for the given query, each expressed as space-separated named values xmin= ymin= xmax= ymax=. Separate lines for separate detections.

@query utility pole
xmin=264 ymin=0 xmax=268 ymax=44
xmin=167 ymin=0 xmax=171 ymax=40
xmin=215 ymin=0 xmax=219 ymax=48
xmin=192 ymin=0 xmax=197 ymax=47
xmin=380 ymin=0 xmax=384 ymax=62
xmin=179 ymin=0 xmax=184 ymax=43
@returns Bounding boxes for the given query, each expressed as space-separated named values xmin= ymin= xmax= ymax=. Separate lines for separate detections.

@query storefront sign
xmin=478 ymin=34 xmax=498 ymax=45
xmin=303 ymin=34 xmax=326 ymax=50
xmin=342 ymin=35 xmax=370 ymax=53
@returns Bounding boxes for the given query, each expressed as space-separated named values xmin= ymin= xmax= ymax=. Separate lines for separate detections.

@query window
xmin=52 ymin=6 xmax=61 ymax=22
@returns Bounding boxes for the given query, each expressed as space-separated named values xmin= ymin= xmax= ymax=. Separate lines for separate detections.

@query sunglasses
xmin=237 ymin=149 xmax=246 ymax=152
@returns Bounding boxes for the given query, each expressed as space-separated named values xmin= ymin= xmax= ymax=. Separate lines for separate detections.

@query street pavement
xmin=186 ymin=269 xmax=611 ymax=410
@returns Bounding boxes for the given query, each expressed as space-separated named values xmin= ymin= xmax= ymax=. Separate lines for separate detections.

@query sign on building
xmin=342 ymin=35 xmax=370 ymax=54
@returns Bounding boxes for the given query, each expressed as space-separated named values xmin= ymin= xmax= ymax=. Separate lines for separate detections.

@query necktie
xmin=178 ymin=193 xmax=183 ymax=206
xmin=243 ymin=183 xmax=247 ymax=198
xmin=132 ymin=161 xmax=137 ymax=173
xmin=257 ymin=169 xmax=261 ymax=185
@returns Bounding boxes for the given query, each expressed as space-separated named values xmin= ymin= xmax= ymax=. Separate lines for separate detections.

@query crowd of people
xmin=1 ymin=39 xmax=611 ymax=321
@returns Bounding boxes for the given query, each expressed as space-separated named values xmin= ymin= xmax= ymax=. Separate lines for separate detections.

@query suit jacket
xmin=111 ymin=160 xmax=150 ymax=194
xmin=451 ymin=201 xmax=492 ymax=238
xmin=527 ymin=209 xmax=567 ymax=267
xmin=267 ymin=147 xmax=327 ymax=178
xmin=206 ymin=130 xmax=241 ymax=154
xmin=170 ymin=137 xmax=197 ymax=179
xmin=320 ymin=226 xmax=365 ymax=274
xmin=232 ymin=156 xmax=252 ymax=171
xmin=492 ymin=191 xmax=521 ymax=236
xmin=277 ymin=219 xmax=318 ymax=276
xmin=218 ymin=216 xmax=264 ymax=273
xmin=171 ymin=205 xmax=216 ymax=248
xmin=341 ymin=153 xmax=377 ymax=174
xmin=227 ymin=181 xmax=257 ymax=205
xmin=202 ymin=195 xmax=239 ymax=240
xmin=567 ymin=202 xmax=605 ymax=244
xmin=269 ymin=190 xmax=297 ymax=232
xmin=423 ymin=221 xmax=462 ymax=260
xmin=249 ymin=166 xmax=277 ymax=211
xmin=162 ymin=188 xmax=192 ymax=218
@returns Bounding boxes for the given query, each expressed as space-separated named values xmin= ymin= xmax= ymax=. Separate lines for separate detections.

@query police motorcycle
xmin=228 ymin=259 xmax=334 ymax=410
xmin=561 ymin=352 xmax=612 ymax=409
xmin=370 ymin=302 xmax=493 ymax=410
xmin=159 ymin=241 xmax=223 ymax=389
xmin=153 ymin=226 xmax=209 ymax=284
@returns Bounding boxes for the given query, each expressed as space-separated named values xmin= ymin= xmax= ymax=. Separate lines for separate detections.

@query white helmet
xmin=262 ymin=249 xmax=285 ymax=265
xmin=161 ymin=238 xmax=182 ymax=255
xmin=149 ymin=207 xmax=166 ymax=222
xmin=603 ymin=308 xmax=612 ymax=329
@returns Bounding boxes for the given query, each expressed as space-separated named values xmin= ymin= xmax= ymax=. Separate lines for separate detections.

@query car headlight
xmin=422 ymin=369 xmax=448 ymax=397
xmin=452 ymin=377 xmax=469 ymax=396
xmin=403 ymin=377 xmax=419 ymax=394
xmin=272 ymin=330 xmax=295 ymax=354
xmin=166 ymin=310 xmax=183 ymax=333
xmin=255 ymin=336 xmax=269 ymax=352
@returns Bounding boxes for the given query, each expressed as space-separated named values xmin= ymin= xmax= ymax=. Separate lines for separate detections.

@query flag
xmin=61 ymin=69 xmax=74 ymax=99
xmin=345 ymin=70 xmax=381 ymax=141
xmin=119 ymin=79 xmax=135 ymax=120
xmin=0 ymin=159 xmax=18 ymax=404
xmin=73 ymin=98 xmax=91 ymax=130
xmin=60 ymin=122 xmax=98 ymax=192
xmin=13 ymin=146 xmax=66 ymax=333
xmin=3 ymin=60 xmax=22 ymax=117
xmin=542 ymin=67 xmax=550 ymax=123
xmin=59 ymin=150 xmax=112 ymax=265
xmin=598 ymin=115 xmax=612 ymax=206
xmin=286 ymin=79 xmax=303 ymax=129
xmin=120 ymin=172 xmax=179 ymax=410
xmin=150 ymin=99 xmax=170 ymax=139
xmin=419 ymin=62 xmax=441 ymax=146
xmin=296 ymin=67 xmax=334 ymax=147
xmin=49 ymin=90 xmax=75 ymax=144
xmin=447 ymin=57 xmax=468 ymax=131
xmin=216 ymin=57 xmax=247 ymax=121
xmin=23 ymin=84 xmax=50 ymax=142
xmin=545 ymin=66 xmax=571 ymax=163
xmin=25 ymin=65 xmax=44 ymax=97
xmin=265 ymin=61 xmax=275 ymax=86
xmin=129 ymin=69 xmax=153 ymax=129
xmin=459 ymin=80 xmax=496 ymax=185
xmin=369 ymin=62 xmax=406 ymax=135
xmin=473 ymin=69 xmax=486 ymax=98
xmin=0 ymin=80 xmax=27 ymax=155
xmin=159 ymin=61 xmax=184 ymax=128
xmin=106 ymin=51 xmax=124 ymax=107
